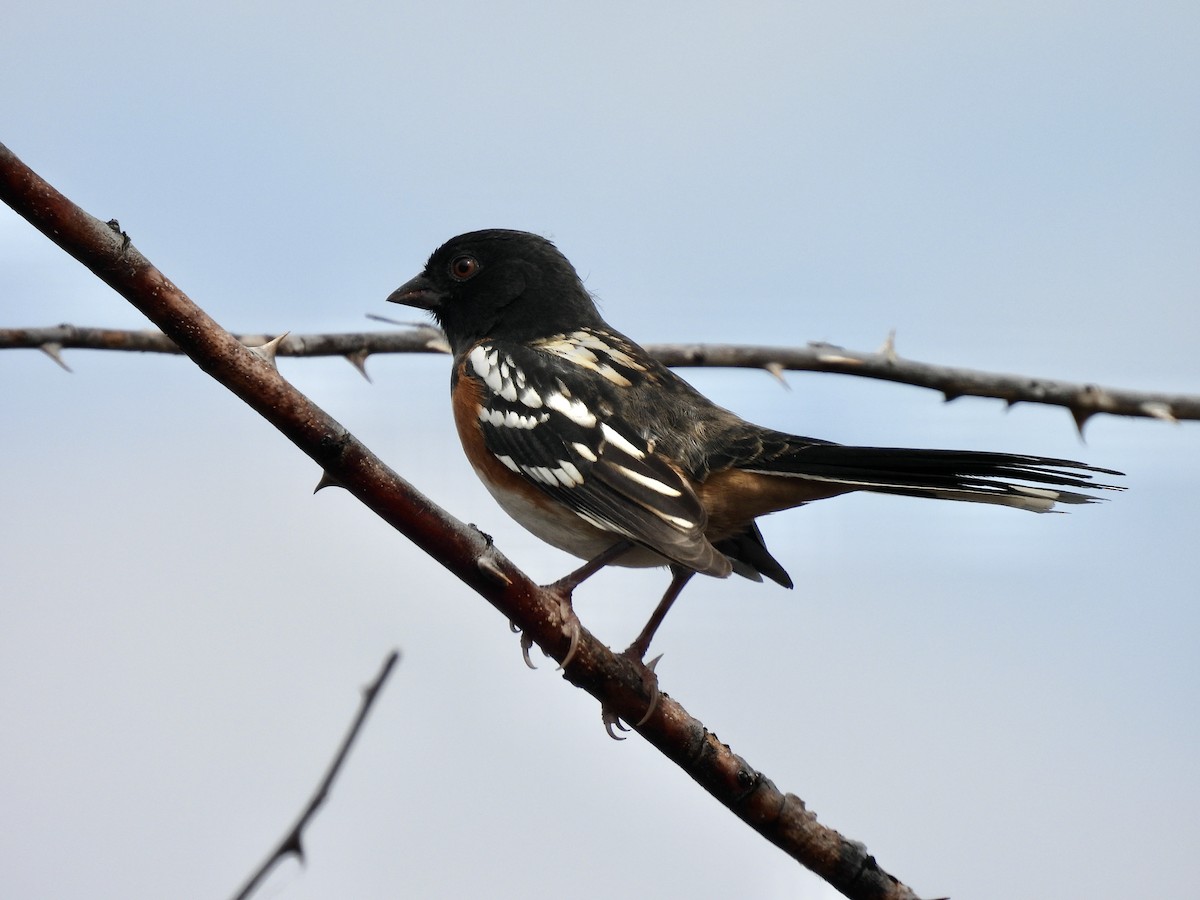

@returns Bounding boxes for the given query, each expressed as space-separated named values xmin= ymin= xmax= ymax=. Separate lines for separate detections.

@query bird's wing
xmin=460 ymin=340 xmax=731 ymax=577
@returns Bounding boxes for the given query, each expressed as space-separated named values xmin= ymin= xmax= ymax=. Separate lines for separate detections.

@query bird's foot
xmin=511 ymin=621 xmax=538 ymax=670
xmin=602 ymin=650 xmax=663 ymax=740
xmin=557 ymin=595 xmax=583 ymax=671
xmin=537 ymin=579 xmax=583 ymax=672
xmin=513 ymin=593 xmax=582 ymax=671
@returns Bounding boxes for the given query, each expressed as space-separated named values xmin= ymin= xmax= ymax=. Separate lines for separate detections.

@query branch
xmin=1 ymin=142 xmax=931 ymax=900
xmin=233 ymin=649 xmax=401 ymax=900
xmin=655 ymin=338 xmax=1198 ymax=430
xmin=0 ymin=323 xmax=450 ymax=377
xmin=3 ymin=322 xmax=1196 ymax=427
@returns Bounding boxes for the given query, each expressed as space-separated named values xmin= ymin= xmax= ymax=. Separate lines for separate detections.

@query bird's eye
xmin=449 ymin=255 xmax=480 ymax=281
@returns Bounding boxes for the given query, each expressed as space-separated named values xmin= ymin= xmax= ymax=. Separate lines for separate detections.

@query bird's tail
xmin=746 ymin=445 xmax=1123 ymax=512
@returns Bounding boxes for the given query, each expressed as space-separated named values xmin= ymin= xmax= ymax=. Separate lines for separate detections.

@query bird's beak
xmin=387 ymin=273 xmax=444 ymax=311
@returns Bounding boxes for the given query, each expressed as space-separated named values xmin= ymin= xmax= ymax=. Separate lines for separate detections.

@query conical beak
xmin=387 ymin=273 xmax=444 ymax=311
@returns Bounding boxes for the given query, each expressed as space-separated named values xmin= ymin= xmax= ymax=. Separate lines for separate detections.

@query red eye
xmin=449 ymin=255 xmax=480 ymax=281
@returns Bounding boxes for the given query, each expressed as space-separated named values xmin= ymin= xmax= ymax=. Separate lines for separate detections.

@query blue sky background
xmin=2 ymin=4 xmax=1198 ymax=899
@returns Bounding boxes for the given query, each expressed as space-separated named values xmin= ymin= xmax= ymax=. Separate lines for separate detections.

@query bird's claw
xmin=509 ymin=621 xmax=538 ymax=670
xmin=512 ymin=592 xmax=582 ymax=671
xmin=519 ymin=630 xmax=537 ymax=670
xmin=601 ymin=651 xmax=663 ymax=740
xmin=555 ymin=594 xmax=582 ymax=671
xmin=602 ymin=708 xmax=631 ymax=740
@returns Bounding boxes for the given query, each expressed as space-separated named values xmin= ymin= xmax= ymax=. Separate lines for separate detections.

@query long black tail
xmin=747 ymin=445 xmax=1123 ymax=512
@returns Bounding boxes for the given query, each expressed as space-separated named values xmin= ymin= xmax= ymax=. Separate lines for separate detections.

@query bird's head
xmin=388 ymin=229 xmax=604 ymax=354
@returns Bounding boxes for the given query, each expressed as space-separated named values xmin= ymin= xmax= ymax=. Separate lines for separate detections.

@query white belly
xmin=479 ymin=472 xmax=668 ymax=569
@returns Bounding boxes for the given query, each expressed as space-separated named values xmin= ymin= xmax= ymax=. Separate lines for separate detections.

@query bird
xmin=388 ymin=228 xmax=1120 ymax=671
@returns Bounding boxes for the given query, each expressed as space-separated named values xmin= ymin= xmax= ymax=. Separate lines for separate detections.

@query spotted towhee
xmin=389 ymin=229 xmax=1120 ymax=663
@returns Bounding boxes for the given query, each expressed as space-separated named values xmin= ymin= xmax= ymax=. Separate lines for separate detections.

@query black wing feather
xmin=470 ymin=342 xmax=730 ymax=576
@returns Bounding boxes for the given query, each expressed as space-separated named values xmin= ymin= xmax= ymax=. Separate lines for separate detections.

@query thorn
xmin=313 ymin=471 xmax=343 ymax=493
xmin=878 ymin=328 xmax=897 ymax=361
xmin=40 ymin=342 xmax=72 ymax=372
xmin=477 ymin=552 xmax=513 ymax=586
xmin=942 ymin=391 xmax=961 ymax=403
xmin=762 ymin=361 xmax=790 ymax=389
xmin=249 ymin=332 xmax=290 ymax=368
xmin=1140 ymin=401 xmax=1178 ymax=424
xmin=344 ymin=349 xmax=372 ymax=382
xmin=815 ymin=352 xmax=860 ymax=365
xmin=1071 ymin=407 xmax=1093 ymax=439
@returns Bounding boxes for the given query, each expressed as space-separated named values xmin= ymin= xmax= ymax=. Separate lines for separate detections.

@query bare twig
xmin=233 ymin=650 xmax=401 ymax=900
xmin=1 ymin=138 xmax=939 ymax=900
xmin=654 ymin=341 xmax=1198 ymax=429
xmin=3 ymin=322 xmax=1196 ymax=426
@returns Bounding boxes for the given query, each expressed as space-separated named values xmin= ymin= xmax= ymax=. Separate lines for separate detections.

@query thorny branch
xmin=1 ymin=324 xmax=1196 ymax=430
xmin=233 ymin=650 xmax=400 ymax=900
xmin=2 ymin=142 xmax=931 ymax=899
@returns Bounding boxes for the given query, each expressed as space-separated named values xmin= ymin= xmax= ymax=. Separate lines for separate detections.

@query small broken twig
xmin=232 ymin=649 xmax=400 ymax=900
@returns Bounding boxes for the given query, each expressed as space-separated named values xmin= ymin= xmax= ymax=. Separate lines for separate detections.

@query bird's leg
xmin=624 ymin=565 xmax=695 ymax=663
xmin=542 ymin=539 xmax=634 ymax=670
xmin=548 ymin=539 xmax=634 ymax=595
xmin=604 ymin=565 xmax=696 ymax=739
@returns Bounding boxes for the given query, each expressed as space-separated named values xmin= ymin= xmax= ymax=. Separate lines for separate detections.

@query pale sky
xmin=2 ymin=4 xmax=1198 ymax=899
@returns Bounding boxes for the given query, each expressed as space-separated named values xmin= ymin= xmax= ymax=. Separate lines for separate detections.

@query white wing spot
xmin=600 ymin=423 xmax=645 ymax=460
xmin=571 ymin=442 xmax=598 ymax=462
xmin=611 ymin=463 xmax=682 ymax=497
xmin=507 ymin=356 xmax=527 ymax=388
xmin=469 ymin=343 xmax=522 ymax=402
xmin=546 ymin=391 xmax=597 ymax=428
xmin=468 ymin=345 xmax=491 ymax=379
xmin=527 ymin=465 xmax=560 ymax=486
xmin=654 ymin=511 xmax=696 ymax=530
xmin=520 ymin=463 xmax=583 ymax=489
xmin=482 ymin=367 xmax=502 ymax=392
xmin=474 ymin=349 xmax=505 ymax=395
xmin=494 ymin=454 xmax=520 ymax=473
xmin=572 ymin=508 xmax=634 ymax=537
xmin=478 ymin=407 xmax=548 ymax=430
xmin=554 ymin=460 xmax=584 ymax=486
xmin=599 ymin=367 xmax=632 ymax=388
xmin=535 ymin=331 xmax=639 ymax=387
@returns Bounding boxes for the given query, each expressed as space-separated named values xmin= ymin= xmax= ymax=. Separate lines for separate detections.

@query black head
xmin=388 ymin=229 xmax=605 ymax=354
